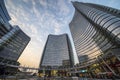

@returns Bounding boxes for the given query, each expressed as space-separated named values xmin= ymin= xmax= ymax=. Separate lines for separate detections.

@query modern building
xmin=69 ymin=2 xmax=120 ymax=77
xmin=0 ymin=0 xmax=30 ymax=75
xmin=78 ymin=55 xmax=88 ymax=63
xmin=40 ymin=34 xmax=74 ymax=67
xmin=39 ymin=34 xmax=74 ymax=77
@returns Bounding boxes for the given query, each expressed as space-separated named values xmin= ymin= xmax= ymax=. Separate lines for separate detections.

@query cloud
xmin=29 ymin=25 xmax=38 ymax=34
xmin=54 ymin=22 xmax=60 ymax=34
xmin=31 ymin=0 xmax=36 ymax=6
xmin=22 ymin=0 xmax=29 ymax=3
xmin=39 ymin=0 xmax=47 ymax=7
xmin=57 ymin=0 xmax=70 ymax=16
xmin=33 ymin=6 xmax=40 ymax=18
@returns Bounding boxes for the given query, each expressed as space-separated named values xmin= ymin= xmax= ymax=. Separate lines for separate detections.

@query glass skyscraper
xmin=69 ymin=2 xmax=120 ymax=77
xmin=39 ymin=34 xmax=74 ymax=77
xmin=0 ymin=0 xmax=30 ymax=74
xmin=40 ymin=34 xmax=74 ymax=68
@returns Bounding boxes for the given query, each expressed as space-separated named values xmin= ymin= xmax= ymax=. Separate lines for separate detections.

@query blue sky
xmin=5 ymin=0 xmax=120 ymax=68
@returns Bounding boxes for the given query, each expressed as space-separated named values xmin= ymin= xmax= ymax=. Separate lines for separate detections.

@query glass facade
xmin=0 ymin=26 xmax=30 ymax=61
xmin=0 ymin=0 xmax=30 ymax=75
xmin=40 ymin=34 xmax=74 ymax=67
xmin=0 ymin=0 xmax=30 ymax=62
xmin=39 ymin=34 xmax=74 ymax=77
xmin=0 ymin=0 xmax=11 ymax=23
xmin=69 ymin=2 xmax=120 ymax=77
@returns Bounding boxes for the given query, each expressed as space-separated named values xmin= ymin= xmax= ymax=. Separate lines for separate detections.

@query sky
xmin=5 ymin=0 xmax=120 ymax=68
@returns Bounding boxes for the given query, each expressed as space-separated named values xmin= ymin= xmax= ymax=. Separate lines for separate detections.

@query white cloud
xmin=53 ymin=21 xmax=60 ymax=34
xmin=31 ymin=0 xmax=36 ymax=6
xmin=23 ymin=0 xmax=29 ymax=3
xmin=29 ymin=25 xmax=38 ymax=34
xmin=57 ymin=0 xmax=70 ymax=16
xmin=33 ymin=6 xmax=40 ymax=18
xmin=39 ymin=0 xmax=47 ymax=7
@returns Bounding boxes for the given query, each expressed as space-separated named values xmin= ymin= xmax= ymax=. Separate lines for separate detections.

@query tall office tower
xmin=40 ymin=34 xmax=74 ymax=68
xmin=0 ymin=0 xmax=30 ymax=74
xmin=69 ymin=2 xmax=120 ymax=75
